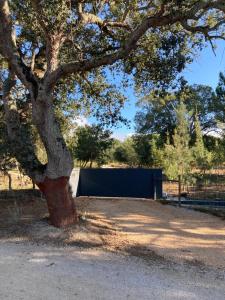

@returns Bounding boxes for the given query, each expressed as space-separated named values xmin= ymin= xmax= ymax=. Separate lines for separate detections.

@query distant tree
xmin=113 ymin=145 xmax=129 ymax=165
xmin=203 ymin=135 xmax=221 ymax=152
xmin=132 ymin=134 xmax=162 ymax=167
xmin=162 ymin=102 xmax=192 ymax=181
xmin=73 ymin=125 xmax=112 ymax=167
xmin=113 ymin=138 xmax=138 ymax=167
xmin=215 ymin=72 xmax=225 ymax=123
xmin=211 ymin=136 xmax=225 ymax=168
xmin=192 ymin=113 xmax=212 ymax=173
xmin=135 ymin=84 xmax=216 ymax=143
xmin=150 ymin=134 xmax=164 ymax=168
xmin=202 ymin=72 xmax=225 ymax=168
xmin=132 ymin=134 xmax=152 ymax=167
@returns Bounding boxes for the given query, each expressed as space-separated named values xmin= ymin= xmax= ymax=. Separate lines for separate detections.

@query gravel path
xmin=0 ymin=242 xmax=224 ymax=300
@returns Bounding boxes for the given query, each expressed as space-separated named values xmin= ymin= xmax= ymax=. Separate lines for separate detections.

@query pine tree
xmin=193 ymin=113 xmax=212 ymax=173
xmin=162 ymin=102 xmax=192 ymax=181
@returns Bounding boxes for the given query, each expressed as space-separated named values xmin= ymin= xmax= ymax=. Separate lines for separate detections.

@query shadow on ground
xmin=1 ymin=193 xmax=225 ymax=269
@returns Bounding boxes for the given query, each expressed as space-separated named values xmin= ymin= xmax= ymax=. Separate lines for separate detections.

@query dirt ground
xmin=1 ymin=196 xmax=225 ymax=269
xmin=81 ymin=197 xmax=225 ymax=269
xmin=1 ymin=242 xmax=225 ymax=300
xmin=1 ymin=196 xmax=225 ymax=299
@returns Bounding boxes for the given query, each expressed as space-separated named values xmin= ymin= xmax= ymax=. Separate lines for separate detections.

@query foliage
xmin=113 ymin=138 xmax=138 ymax=167
xmin=132 ymin=133 xmax=161 ymax=167
xmin=211 ymin=136 xmax=225 ymax=168
xmin=192 ymin=113 xmax=212 ymax=172
xmin=132 ymin=134 xmax=151 ymax=167
xmin=0 ymin=107 xmax=16 ymax=186
xmin=214 ymin=72 xmax=225 ymax=124
xmin=160 ymin=102 xmax=193 ymax=181
xmin=135 ymin=83 xmax=216 ymax=143
xmin=112 ymin=134 xmax=162 ymax=168
xmin=72 ymin=125 xmax=113 ymax=167
xmin=150 ymin=134 xmax=164 ymax=168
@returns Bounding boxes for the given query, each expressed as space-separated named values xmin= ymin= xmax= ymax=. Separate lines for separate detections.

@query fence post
xmin=153 ymin=174 xmax=157 ymax=200
xmin=178 ymin=175 xmax=181 ymax=207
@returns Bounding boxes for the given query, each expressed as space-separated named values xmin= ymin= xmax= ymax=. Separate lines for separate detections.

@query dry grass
xmin=0 ymin=170 xmax=34 ymax=190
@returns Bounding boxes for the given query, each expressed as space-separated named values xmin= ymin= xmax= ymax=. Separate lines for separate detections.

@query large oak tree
xmin=0 ymin=0 xmax=224 ymax=227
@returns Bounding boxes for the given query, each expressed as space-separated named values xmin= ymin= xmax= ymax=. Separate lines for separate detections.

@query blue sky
xmin=110 ymin=40 xmax=225 ymax=140
xmin=86 ymin=40 xmax=225 ymax=140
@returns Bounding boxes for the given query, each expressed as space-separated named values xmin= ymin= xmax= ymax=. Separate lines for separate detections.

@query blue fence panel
xmin=77 ymin=168 xmax=162 ymax=199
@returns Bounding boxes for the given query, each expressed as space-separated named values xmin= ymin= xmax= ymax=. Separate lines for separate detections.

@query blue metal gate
xmin=76 ymin=168 xmax=162 ymax=199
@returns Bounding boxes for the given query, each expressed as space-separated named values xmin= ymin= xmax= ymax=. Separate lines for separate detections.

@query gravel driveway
xmin=0 ymin=242 xmax=224 ymax=300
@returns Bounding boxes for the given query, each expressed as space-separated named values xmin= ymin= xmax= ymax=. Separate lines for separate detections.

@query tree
xmin=162 ymin=102 xmax=192 ymax=181
xmin=113 ymin=138 xmax=138 ymax=167
xmin=150 ymin=134 xmax=163 ymax=168
xmin=72 ymin=125 xmax=112 ymax=167
xmin=132 ymin=134 xmax=158 ymax=167
xmin=192 ymin=113 xmax=212 ymax=173
xmin=211 ymin=136 xmax=225 ymax=167
xmin=215 ymin=72 xmax=225 ymax=123
xmin=113 ymin=145 xmax=130 ymax=165
xmin=0 ymin=1 xmax=224 ymax=227
xmin=135 ymin=84 xmax=216 ymax=143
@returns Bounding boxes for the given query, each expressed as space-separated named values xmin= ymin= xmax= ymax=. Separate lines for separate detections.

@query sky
xmin=83 ymin=40 xmax=225 ymax=141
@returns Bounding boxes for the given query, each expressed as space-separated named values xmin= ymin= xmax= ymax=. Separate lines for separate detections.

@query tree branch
xmin=30 ymin=0 xmax=50 ymax=37
xmin=2 ymin=70 xmax=43 ymax=179
xmin=76 ymin=1 xmax=131 ymax=30
xmin=0 ymin=0 xmax=38 ymax=96
xmin=46 ymin=11 xmax=172 ymax=88
xmin=30 ymin=0 xmax=65 ymax=74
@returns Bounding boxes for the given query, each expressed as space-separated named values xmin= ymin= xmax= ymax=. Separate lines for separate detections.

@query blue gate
xmin=76 ymin=168 xmax=162 ymax=199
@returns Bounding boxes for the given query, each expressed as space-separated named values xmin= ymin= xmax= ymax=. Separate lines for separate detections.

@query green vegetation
xmin=0 ymin=108 xmax=16 ymax=189
xmin=130 ymin=76 xmax=225 ymax=182
xmin=71 ymin=125 xmax=113 ymax=168
xmin=160 ymin=102 xmax=192 ymax=181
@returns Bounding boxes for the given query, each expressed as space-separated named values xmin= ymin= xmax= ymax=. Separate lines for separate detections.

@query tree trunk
xmin=7 ymin=172 xmax=12 ymax=190
xmin=37 ymin=176 xmax=78 ymax=227
xmin=32 ymin=179 xmax=35 ymax=190
xmin=32 ymin=92 xmax=78 ymax=227
xmin=3 ymin=76 xmax=78 ymax=228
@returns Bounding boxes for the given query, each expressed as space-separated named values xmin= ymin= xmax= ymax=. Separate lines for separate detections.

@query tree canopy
xmin=72 ymin=124 xmax=113 ymax=167
xmin=135 ymin=82 xmax=220 ymax=142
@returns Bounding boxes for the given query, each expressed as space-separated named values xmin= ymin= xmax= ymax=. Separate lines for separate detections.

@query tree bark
xmin=3 ymin=75 xmax=78 ymax=228
xmin=32 ymin=90 xmax=73 ymax=180
xmin=7 ymin=172 xmax=12 ymax=190
xmin=31 ymin=91 xmax=78 ymax=227
xmin=37 ymin=176 xmax=78 ymax=227
xmin=32 ymin=179 xmax=35 ymax=190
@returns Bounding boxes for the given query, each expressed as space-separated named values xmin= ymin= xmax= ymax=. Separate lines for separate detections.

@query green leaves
xmin=71 ymin=124 xmax=113 ymax=167
xmin=135 ymin=83 xmax=216 ymax=143
xmin=161 ymin=102 xmax=192 ymax=180
xmin=192 ymin=113 xmax=212 ymax=172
